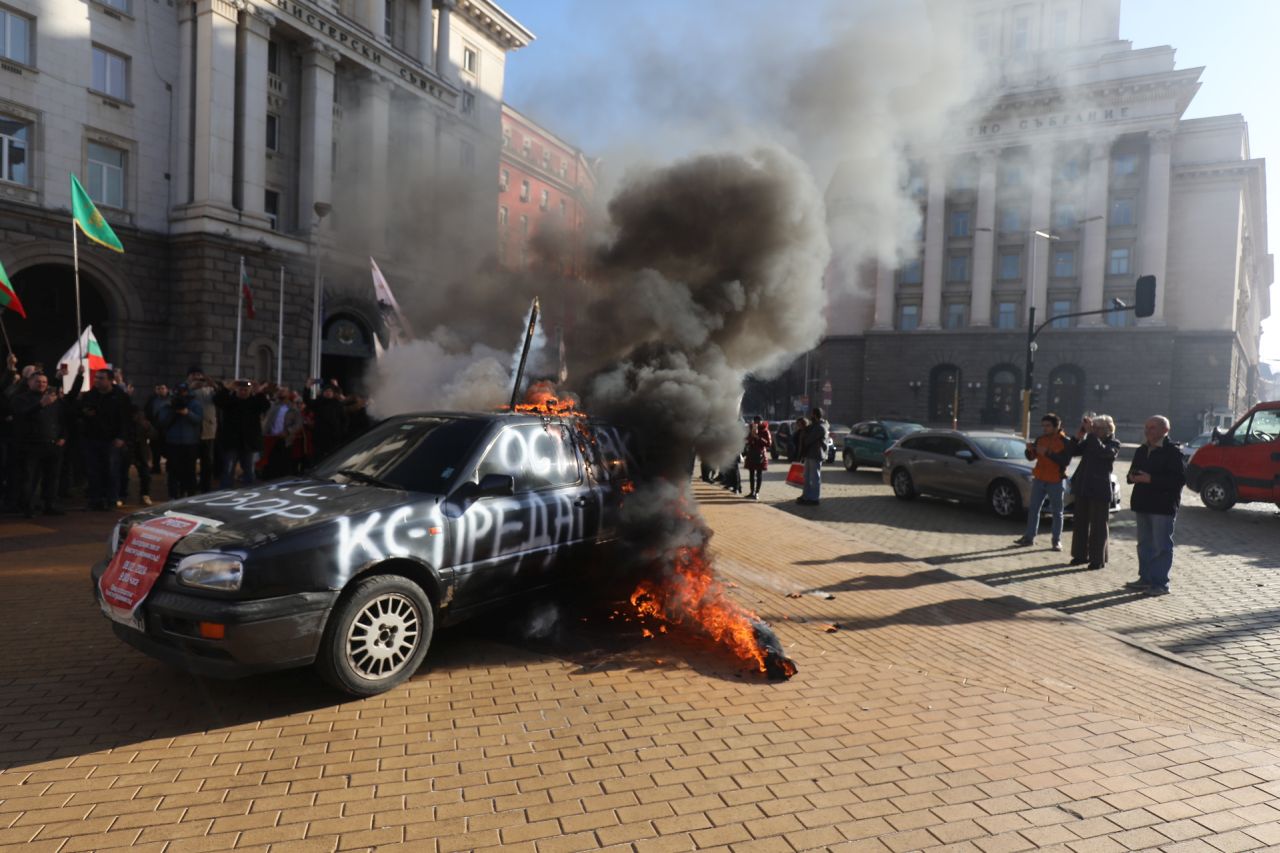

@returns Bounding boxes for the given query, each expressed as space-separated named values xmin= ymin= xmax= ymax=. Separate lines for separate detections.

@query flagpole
xmin=72 ymin=222 xmax=84 ymax=377
xmin=276 ymin=266 xmax=284 ymax=385
xmin=235 ymin=256 xmax=244 ymax=379
xmin=0 ymin=313 xmax=12 ymax=357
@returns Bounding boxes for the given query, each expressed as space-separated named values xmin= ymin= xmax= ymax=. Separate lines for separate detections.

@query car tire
xmin=891 ymin=468 xmax=916 ymax=501
xmin=989 ymin=480 xmax=1022 ymax=519
xmin=843 ymin=451 xmax=857 ymax=472
xmin=316 ymin=573 xmax=434 ymax=697
xmin=1200 ymin=475 xmax=1236 ymax=512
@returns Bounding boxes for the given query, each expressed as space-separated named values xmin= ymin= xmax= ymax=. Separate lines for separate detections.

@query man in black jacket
xmin=1124 ymin=415 xmax=1187 ymax=596
xmin=77 ymin=368 xmax=129 ymax=510
xmin=214 ymin=379 xmax=271 ymax=489
xmin=10 ymin=369 xmax=82 ymax=516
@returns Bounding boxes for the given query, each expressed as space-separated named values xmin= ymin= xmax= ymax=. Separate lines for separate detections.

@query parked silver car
xmin=881 ymin=429 xmax=1121 ymax=519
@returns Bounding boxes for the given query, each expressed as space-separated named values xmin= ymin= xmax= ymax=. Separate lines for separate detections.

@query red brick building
xmin=498 ymin=104 xmax=598 ymax=277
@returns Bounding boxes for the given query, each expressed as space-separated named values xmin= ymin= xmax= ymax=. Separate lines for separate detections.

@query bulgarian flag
xmin=58 ymin=326 xmax=109 ymax=393
xmin=0 ymin=257 xmax=24 ymax=318
xmin=241 ymin=263 xmax=255 ymax=319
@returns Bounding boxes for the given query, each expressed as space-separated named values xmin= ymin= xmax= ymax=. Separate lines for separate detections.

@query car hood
xmin=118 ymin=478 xmax=434 ymax=553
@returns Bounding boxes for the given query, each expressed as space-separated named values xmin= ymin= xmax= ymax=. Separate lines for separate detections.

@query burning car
xmin=91 ymin=410 xmax=639 ymax=697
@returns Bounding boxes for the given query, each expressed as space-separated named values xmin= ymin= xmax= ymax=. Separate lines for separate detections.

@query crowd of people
xmin=0 ymin=354 xmax=374 ymax=517
xmin=700 ymin=408 xmax=832 ymax=504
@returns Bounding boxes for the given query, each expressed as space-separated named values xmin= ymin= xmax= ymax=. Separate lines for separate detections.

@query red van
xmin=1185 ymin=401 xmax=1280 ymax=511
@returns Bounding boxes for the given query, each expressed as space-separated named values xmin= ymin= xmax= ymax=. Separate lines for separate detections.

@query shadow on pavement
xmin=974 ymin=563 xmax=1101 ymax=585
xmin=814 ymin=594 xmax=1054 ymax=633
xmin=795 ymin=551 xmax=912 ymax=566
xmin=1042 ymin=588 xmax=1149 ymax=614
xmin=805 ymin=567 xmax=956 ymax=593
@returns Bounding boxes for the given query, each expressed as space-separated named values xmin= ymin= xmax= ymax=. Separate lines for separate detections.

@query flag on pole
xmin=70 ymin=175 xmax=125 ymax=253
xmin=373 ymin=333 xmax=386 ymax=361
xmin=0 ymin=258 xmax=25 ymax=318
xmin=241 ymin=263 xmax=256 ymax=319
xmin=370 ymin=257 xmax=413 ymax=346
xmin=58 ymin=325 xmax=109 ymax=393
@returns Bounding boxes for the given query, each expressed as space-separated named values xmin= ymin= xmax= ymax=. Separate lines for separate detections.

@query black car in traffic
xmin=92 ymin=412 xmax=638 ymax=696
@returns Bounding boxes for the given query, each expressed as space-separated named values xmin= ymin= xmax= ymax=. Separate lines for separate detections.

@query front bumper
xmin=91 ymin=560 xmax=339 ymax=678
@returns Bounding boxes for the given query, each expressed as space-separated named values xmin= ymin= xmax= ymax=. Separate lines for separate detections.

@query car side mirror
xmin=955 ymin=449 xmax=975 ymax=462
xmin=476 ymin=473 xmax=515 ymax=498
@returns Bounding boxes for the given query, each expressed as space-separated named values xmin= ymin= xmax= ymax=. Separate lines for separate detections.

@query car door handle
xmin=574 ymin=496 xmax=589 ymax=507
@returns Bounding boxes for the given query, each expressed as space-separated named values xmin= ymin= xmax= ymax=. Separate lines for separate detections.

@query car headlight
xmin=176 ymin=553 xmax=244 ymax=591
xmin=107 ymin=521 xmax=124 ymax=558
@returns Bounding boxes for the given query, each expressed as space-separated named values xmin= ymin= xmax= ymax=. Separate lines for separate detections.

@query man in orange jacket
xmin=1015 ymin=413 xmax=1072 ymax=551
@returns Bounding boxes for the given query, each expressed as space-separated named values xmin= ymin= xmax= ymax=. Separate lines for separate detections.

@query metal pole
xmin=952 ymin=377 xmax=959 ymax=430
xmin=235 ymin=256 xmax=244 ymax=380
xmin=310 ymin=248 xmax=322 ymax=385
xmin=72 ymin=222 xmax=83 ymax=377
xmin=1022 ymin=305 xmax=1036 ymax=439
xmin=508 ymin=296 xmax=540 ymax=409
xmin=277 ymin=265 xmax=284 ymax=385
xmin=0 ymin=313 xmax=12 ymax=356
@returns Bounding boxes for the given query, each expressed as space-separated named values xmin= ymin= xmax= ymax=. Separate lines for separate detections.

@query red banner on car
xmin=99 ymin=517 xmax=201 ymax=630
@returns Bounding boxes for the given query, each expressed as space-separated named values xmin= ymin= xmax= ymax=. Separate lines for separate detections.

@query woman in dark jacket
xmin=1067 ymin=413 xmax=1120 ymax=570
xmin=743 ymin=422 xmax=770 ymax=500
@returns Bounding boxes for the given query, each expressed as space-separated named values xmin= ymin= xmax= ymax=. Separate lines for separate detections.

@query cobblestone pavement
xmin=6 ymin=488 xmax=1280 ymax=851
xmin=756 ymin=461 xmax=1280 ymax=692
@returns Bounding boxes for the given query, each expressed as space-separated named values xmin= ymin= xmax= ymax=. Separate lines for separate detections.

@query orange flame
xmin=631 ymin=545 xmax=794 ymax=676
xmin=510 ymin=380 xmax=583 ymax=417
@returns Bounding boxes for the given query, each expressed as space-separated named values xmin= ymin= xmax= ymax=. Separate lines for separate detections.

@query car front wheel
xmin=316 ymin=573 xmax=434 ymax=697
xmin=843 ymin=451 xmax=857 ymax=472
xmin=891 ymin=468 xmax=916 ymax=500
xmin=1200 ymin=475 xmax=1236 ymax=511
xmin=989 ymin=480 xmax=1022 ymax=519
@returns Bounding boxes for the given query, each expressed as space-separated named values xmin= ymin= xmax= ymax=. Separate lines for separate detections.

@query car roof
xmin=902 ymin=429 xmax=1023 ymax=439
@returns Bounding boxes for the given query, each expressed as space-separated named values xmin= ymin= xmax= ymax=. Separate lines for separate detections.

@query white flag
xmin=374 ymin=333 xmax=386 ymax=361
xmin=370 ymin=257 xmax=413 ymax=345
xmin=57 ymin=325 xmax=108 ymax=394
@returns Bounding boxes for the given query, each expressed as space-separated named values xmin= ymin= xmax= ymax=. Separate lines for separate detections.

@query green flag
xmin=70 ymin=174 xmax=124 ymax=253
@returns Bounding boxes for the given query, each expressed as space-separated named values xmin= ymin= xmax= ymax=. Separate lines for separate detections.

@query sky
xmin=498 ymin=0 xmax=1280 ymax=364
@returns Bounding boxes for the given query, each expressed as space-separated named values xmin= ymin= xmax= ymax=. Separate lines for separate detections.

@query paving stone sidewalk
xmin=3 ymin=486 xmax=1280 ymax=852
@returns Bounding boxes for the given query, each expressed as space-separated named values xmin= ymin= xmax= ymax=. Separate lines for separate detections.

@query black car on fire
xmin=91 ymin=412 xmax=638 ymax=697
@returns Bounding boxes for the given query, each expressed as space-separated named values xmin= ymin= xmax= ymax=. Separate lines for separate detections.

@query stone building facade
xmin=814 ymin=0 xmax=1271 ymax=441
xmin=0 ymin=0 xmax=531 ymax=393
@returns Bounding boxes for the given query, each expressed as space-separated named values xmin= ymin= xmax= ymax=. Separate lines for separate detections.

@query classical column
xmin=1079 ymin=138 xmax=1112 ymax=321
xmin=236 ymin=6 xmax=273 ymax=220
xmin=299 ymin=41 xmax=338 ymax=236
xmin=368 ymin=0 xmax=388 ymax=43
xmin=920 ymin=159 xmax=946 ymax=329
xmin=1028 ymin=145 xmax=1054 ymax=315
xmin=1140 ymin=129 xmax=1174 ymax=323
xmin=969 ymin=148 xmax=998 ymax=326
xmin=191 ymin=0 xmax=239 ymax=208
xmin=175 ymin=1 xmax=196 ymax=205
xmin=872 ymin=262 xmax=895 ymax=330
xmin=435 ymin=0 xmax=455 ymax=80
xmin=358 ymin=74 xmax=393 ymax=251
xmin=418 ymin=0 xmax=434 ymax=67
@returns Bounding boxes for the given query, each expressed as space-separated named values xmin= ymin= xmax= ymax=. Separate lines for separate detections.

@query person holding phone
xmin=1014 ymin=413 xmax=1071 ymax=550
xmin=1123 ymin=416 xmax=1187 ymax=596
xmin=1067 ymin=413 xmax=1120 ymax=570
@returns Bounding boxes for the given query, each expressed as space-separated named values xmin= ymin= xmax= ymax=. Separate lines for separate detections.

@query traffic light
xmin=1029 ymin=387 xmax=1040 ymax=409
xmin=1135 ymin=275 xmax=1156 ymax=318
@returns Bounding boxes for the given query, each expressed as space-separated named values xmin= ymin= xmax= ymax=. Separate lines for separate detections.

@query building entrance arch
xmin=321 ymin=312 xmax=374 ymax=394
xmin=4 ymin=263 xmax=116 ymax=373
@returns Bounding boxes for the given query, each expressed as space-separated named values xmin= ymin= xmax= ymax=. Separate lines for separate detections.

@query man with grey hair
xmin=1124 ymin=415 xmax=1187 ymax=596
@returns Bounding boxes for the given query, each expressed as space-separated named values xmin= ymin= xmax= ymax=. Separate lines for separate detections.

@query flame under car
xmin=91 ymin=412 xmax=638 ymax=697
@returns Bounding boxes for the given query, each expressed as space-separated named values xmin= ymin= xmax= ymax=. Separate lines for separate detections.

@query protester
xmin=158 ymin=382 xmax=204 ymax=498
xmin=0 ymin=352 xmax=22 ymax=512
xmin=76 ymin=368 xmax=129 ymax=510
xmin=187 ymin=368 xmax=218 ymax=492
xmin=1125 ymin=416 xmax=1187 ymax=596
xmin=797 ymin=407 xmax=828 ymax=506
xmin=789 ymin=417 xmax=807 ymax=462
xmin=744 ymin=420 xmax=770 ymax=500
xmin=10 ymin=367 xmax=80 ymax=516
xmin=306 ymin=379 xmax=348 ymax=462
xmin=144 ymin=383 xmax=170 ymax=475
xmin=124 ymin=406 xmax=155 ymax=506
xmin=261 ymin=386 xmax=305 ymax=479
xmin=344 ymin=394 xmax=373 ymax=442
xmin=754 ymin=416 xmax=772 ymax=456
xmin=214 ymin=378 xmax=270 ymax=489
xmin=1067 ymin=413 xmax=1120 ymax=570
xmin=1015 ymin=413 xmax=1072 ymax=551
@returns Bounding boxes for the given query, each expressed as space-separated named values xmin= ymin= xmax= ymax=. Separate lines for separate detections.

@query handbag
xmin=786 ymin=462 xmax=805 ymax=488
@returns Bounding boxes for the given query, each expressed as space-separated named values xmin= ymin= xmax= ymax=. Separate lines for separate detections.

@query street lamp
xmin=1021 ymin=230 xmax=1060 ymax=437
xmin=309 ymin=201 xmax=332 ymax=389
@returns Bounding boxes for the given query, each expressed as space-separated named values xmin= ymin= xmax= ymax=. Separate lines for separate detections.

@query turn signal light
xmin=198 ymin=622 xmax=226 ymax=639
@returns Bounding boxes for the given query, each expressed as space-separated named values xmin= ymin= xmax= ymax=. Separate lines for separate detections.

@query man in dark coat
xmin=1066 ymin=414 xmax=1120 ymax=570
xmin=77 ymin=368 xmax=130 ymax=510
xmin=214 ymin=379 xmax=271 ymax=489
xmin=306 ymin=382 xmax=348 ymax=463
xmin=10 ymin=369 xmax=81 ymax=516
xmin=1124 ymin=415 xmax=1187 ymax=596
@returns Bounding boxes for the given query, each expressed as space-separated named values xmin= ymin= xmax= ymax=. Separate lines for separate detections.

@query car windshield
xmin=311 ymin=416 xmax=489 ymax=493
xmin=971 ymin=436 xmax=1029 ymax=460
xmin=829 ymin=424 xmax=850 ymax=433
xmin=886 ymin=422 xmax=923 ymax=439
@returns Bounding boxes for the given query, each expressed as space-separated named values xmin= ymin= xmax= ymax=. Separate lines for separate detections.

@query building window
xmin=265 ymin=113 xmax=279 ymax=152
xmin=944 ymin=302 xmax=967 ymax=329
xmin=519 ymin=214 xmax=528 ymax=237
xmin=461 ymin=90 xmax=475 ymax=114
xmin=542 ymin=150 xmax=551 ymax=170
xmin=986 ymin=365 xmax=1020 ymax=426
xmin=502 ymin=129 xmax=510 ymax=149
xmin=0 ymin=7 xmax=31 ymax=65
xmin=1105 ymin=305 xmax=1131 ymax=327
xmin=1108 ymin=247 xmax=1130 ymax=275
xmin=1113 ymin=152 xmax=1139 ymax=177
xmin=559 ymin=160 xmax=567 ymax=179
xmin=267 ymin=39 xmax=279 ymax=75
xmin=929 ymin=364 xmax=960 ymax=423
xmin=99 ymin=0 xmax=131 ymax=10
xmin=498 ymin=205 xmax=507 ymax=227
xmin=998 ymin=252 xmax=1020 ymax=280
xmin=499 ymin=169 xmax=509 ymax=191
xmin=900 ymin=258 xmax=922 ymax=285
xmin=1012 ymin=15 xmax=1030 ymax=53
xmin=384 ymin=0 xmax=395 ymax=39
xmin=86 ymin=142 xmax=126 ymax=209
xmin=999 ymin=207 xmax=1022 ymax=232
xmin=463 ymin=46 xmax=477 ymax=74
xmin=92 ymin=45 xmax=129 ymax=100
xmin=1110 ymin=197 xmax=1134 ymax=226
xmin=1053 ymin=203 xmax=1076 ymax=231
xmin=519 ymin=180 xmax=529 ymax=202
xmin=946 ymin=253 xmax=970 ymax=282
xmin=996 ymin=301 xmax=1018 ymax=329
xmin=1050 ymin=299 xmax=1073 ymax=328
xmin=539 ymin=189 xmax=549 ymax=211
xmin=264 ymin=189 xmax=279 ymax=231
xmin=949 ymin=210 xmax=971 ymax=238
xmin=0 ymin=117 xmax=29 ymax=185
xmin=1052 ymin=249 xmax=1074 ymax=277
xmin=522 ymin=139 xmax=531 ymax=159
xmin=899 ymin=304 xmax=919 ymax=331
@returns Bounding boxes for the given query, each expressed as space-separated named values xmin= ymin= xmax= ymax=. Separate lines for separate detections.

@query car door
xmin=447 ymin=422 xmax=587 ymax=611
xmin=905 ymin=436 xmax=952 ymax=494
xmin=1226 ymin=407 xmax=1280 ymax=502
xmin=928 ymin=436 xmax=977 ymax=497
xmin=867 ymin=424 xmax=891 ymax=464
